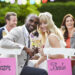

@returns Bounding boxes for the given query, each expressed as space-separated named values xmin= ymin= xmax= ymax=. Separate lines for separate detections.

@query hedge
xmin=0 ymin=1 xmax=75 ymax=28
xmin=38 ymin=1 xmax=75 ymax=28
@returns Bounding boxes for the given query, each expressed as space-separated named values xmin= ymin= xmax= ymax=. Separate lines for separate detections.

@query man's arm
xmin=0 ymin=27 xmax=36 ymax=57
xmin=0 ymin=27 xmax=24 ymax=49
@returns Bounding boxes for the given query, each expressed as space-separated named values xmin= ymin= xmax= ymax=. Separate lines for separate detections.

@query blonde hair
xmin=39 ymin=12 xmax=64 ymax=40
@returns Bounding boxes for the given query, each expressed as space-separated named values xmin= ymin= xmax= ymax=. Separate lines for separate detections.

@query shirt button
xmin=21 ymin=66 xmax=23 ymax=68
xmin=24 ymin=59 xmax=26 ymax=61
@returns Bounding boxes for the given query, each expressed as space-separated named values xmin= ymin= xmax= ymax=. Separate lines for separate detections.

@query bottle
xmin=2 ymin=30 xmax=7 ymax=37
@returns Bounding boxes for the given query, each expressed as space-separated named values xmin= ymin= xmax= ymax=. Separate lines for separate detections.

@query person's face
xmin=6 ymin=16 xmax=17 ymax=28
xmin=39 ymin=20 xmax=48 ymax=32
xmin=26 ymin=16 xmax=39 ymax=33
xmin=65 ymin=17 xmax=74 ymax=29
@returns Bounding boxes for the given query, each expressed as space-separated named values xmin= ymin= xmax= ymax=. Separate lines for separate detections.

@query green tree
xmin=0 ymin=1 xmax=40 ymax=27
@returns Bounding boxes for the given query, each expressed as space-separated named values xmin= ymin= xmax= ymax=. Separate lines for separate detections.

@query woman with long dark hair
xmin=61 ymin=14 xmax=75 ymax=48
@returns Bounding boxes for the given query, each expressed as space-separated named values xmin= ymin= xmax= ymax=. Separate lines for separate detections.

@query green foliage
xmin=0 ymin=2 xmax=40 ymax=27
xmin=0 ymin=3 xmax=21 ymax=26
xmin=0 ymin=1 xmax=75 ymax=28
xmin=38 ymin=1 xmax=75 ymax=28
xmin=55 ymin=0 xmax=73 ymax=2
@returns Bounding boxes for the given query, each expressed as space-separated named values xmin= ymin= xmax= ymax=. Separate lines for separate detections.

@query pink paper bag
xmin=47 ymin=58 xmax=72 ymax=75
xmin=0 ymin=58 xmax=16 ymax=75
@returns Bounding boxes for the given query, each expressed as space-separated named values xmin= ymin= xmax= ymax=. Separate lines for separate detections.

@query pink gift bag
xmin=0 ymin=58 xmax=16 ymax=75
xmin=47 ymin=58 xmax=72 ymax=75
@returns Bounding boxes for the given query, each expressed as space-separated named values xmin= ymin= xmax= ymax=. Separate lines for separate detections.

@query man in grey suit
xmin=71 ymin=32 xmax=75 ymax=75
xmin=0 ymin=14 xmax=48 ymax=75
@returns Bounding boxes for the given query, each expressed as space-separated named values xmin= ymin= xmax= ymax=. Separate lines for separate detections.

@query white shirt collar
xmin=4 ymin=25 xmax=9 ymax=34
xmin=23 ymin=24 xmax=29 ymax=37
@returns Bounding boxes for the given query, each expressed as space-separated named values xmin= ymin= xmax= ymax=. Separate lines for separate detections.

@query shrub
xmin=38 ymin=1 xmax=75 ymax=28
xmin=0 ymin=2 xmax=40 ymax=27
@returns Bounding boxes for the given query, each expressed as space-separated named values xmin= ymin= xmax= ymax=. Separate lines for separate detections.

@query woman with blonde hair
xmin=38 ymin=12 xmax=65 ymax=48
xmin=34 ymin=12 xmax=66 ymax=71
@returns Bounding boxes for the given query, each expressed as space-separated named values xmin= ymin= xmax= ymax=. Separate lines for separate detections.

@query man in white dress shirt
xmin=0 ymin=12 xmax=17 ymax=57
xmin=0 ymin=14 xmax=48 ymax=75
xmin=0 ymin=12 xmax=17 ymax=39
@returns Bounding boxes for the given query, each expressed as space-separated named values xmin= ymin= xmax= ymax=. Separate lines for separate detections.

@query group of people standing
xmin=0 ymin=11 xmax=75 ymax=75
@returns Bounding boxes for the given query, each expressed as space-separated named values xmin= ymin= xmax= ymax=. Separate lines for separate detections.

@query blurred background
xmin=0 ymin=0 xmax=75 ymax=27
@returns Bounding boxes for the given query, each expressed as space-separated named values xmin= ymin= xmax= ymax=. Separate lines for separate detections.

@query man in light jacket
xmin=0 ymin=14 xmax=48 ymax=75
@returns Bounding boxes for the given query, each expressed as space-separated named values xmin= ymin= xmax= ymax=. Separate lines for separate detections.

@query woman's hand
xmin=34 ymin=63 xmax=39 ymax=68
xmin=38 ymin=48 xmax=44 ymax=56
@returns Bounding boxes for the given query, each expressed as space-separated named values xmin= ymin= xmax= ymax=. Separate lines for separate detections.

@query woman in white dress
xmin=34 ymin=12 xmax=66 ymax=71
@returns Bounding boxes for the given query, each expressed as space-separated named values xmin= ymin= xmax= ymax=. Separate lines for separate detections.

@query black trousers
xmin=20 ymin=66 xmax=48 ymax=75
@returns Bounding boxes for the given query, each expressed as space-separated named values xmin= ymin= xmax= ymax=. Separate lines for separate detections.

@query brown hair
xmin=61 ymin=14 xmax=75 ymax=40
xmin=5 ymin=12 xmax=17 ymax=20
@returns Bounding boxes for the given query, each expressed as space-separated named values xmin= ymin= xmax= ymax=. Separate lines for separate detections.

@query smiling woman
xmin=61 ymin=14 xmax=75 ymax=48
xmin=32 ymin=12 xmax=66 ymax=71
xmin=61 ymin=14 xmax=75 ymax=75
